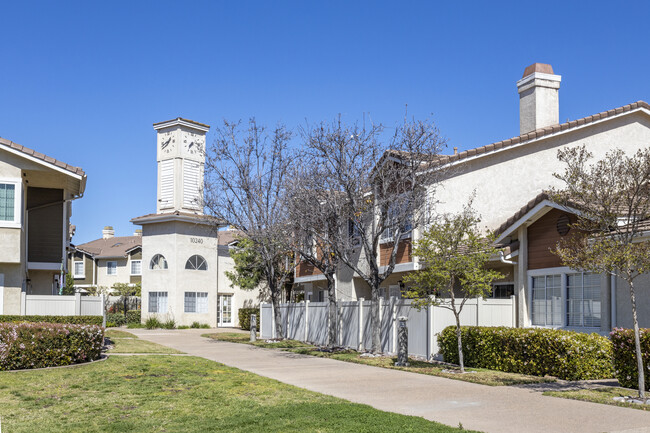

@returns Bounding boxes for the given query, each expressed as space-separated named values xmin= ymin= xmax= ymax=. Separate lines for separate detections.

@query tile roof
xmin=75 ymin=235 xmax=142 ymax=259
xmin=437 ymin=101 xmax=650 ymax=166
xmin=218 ymin=229 xmax=242 ymax=246
xmin=0 ymin=137 xmax=86 ymax=177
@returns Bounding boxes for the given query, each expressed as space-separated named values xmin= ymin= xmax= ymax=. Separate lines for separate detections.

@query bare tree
xmin=287 ymin=165 xmax=344 ymax=347
xmin=204 ymin=119 xmax=295 ymax=339
xmin=552 ymin=145 xmax=650 ymax=400
xmin=300 ymin=115 xmax=445 ymax=352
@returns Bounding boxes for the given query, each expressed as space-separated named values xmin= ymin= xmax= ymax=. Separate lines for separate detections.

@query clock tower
xmin=152 ymin=118 xmax=210 ymax=214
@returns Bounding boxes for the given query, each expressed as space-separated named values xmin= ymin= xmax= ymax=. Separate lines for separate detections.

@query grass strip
xmin=106 ymin=330 xmax=183 ymax=354
xmin=543 ymin=387 xmax=650 ymax=411
xmin=203 ymin=333 xmax=553 ymax=386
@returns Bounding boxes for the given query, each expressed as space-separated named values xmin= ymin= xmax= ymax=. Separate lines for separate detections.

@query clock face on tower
xmin=183 ymin=131 xmax=203 ymax=155
xmin=160 ymin=131 xmax=176 ymax=155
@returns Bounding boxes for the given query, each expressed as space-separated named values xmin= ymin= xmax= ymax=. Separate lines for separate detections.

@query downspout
xmin=498 ymin=251 xmax=517 ymax=265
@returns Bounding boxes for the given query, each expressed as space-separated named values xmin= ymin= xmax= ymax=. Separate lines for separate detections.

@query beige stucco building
xmin=296 ymin=63 xmax=650 ymax=333
xmin=67 ymin=226 xmax=143 ymax=291
xmin=132 ymin=118 xmax=260 ymax=327
xmin=0 ymin=137 xmax=86 ymax=314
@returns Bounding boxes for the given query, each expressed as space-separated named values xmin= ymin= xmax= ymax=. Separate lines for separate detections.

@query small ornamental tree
xmin=551 ymin=145 xmax=650 ymax=400
xmin=403 ymin=203 xmax=503 ymax=372
xmin=61 ymin=272 xmax=75 ymax=295
xmin=225 ymin=237 xmax=264 ymax=291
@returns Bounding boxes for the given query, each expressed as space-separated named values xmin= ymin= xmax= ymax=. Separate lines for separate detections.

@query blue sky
xmin=2 ymin=1 xmax=649 ymax=243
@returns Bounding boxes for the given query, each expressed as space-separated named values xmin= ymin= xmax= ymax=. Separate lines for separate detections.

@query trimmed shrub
xmin=610 ymin=328 xmax=650 ymax=390
xmin=438 ymin=326 xmax=613 ymax=380
xmin=0 ymin=315 xmax=103 ymax=326
xmin=190 ymin=322 xmax=210 ymax=329
xmin=0 ymin=322 xmax=103 ymax=371
xmin=106 ymin=314 xmax=126 ymax=327
xmin=238 ymin=308 xmax=260 ymax=330
xmin=161 ymin=318 xmax=176 ymax=329
xmin=126 ymin=310 xmax=141 ymax=324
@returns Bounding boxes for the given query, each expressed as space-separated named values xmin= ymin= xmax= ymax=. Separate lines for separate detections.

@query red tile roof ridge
xmin=439 ymin=101 xmax=650 ymax=166
xmin=0 ymin=137 xmax=86 ymax=177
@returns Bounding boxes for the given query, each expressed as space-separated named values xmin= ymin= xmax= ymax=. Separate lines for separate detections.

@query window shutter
xmin=160 ymin=160 xmax=174 ymax=208
xmin=183 ymin=160 xmax=200 ymax=209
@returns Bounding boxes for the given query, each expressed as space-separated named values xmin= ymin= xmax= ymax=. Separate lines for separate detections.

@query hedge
xmin=0 ymin=315 xmax=103 ymax=326
xmin=126 ymin=310 xmax=141 ymax=324
xmin=106 ymin=314 xmax=126 ymax=327
xmin=438 ymin=326 xmax=613 ymax=380
xmin=239 ymin=308 xmax=260 ymax=330
xmin=610 ymin=328 xmax=650 ymax=390
xmin=0 ymin=322 xmax=104 ymax=371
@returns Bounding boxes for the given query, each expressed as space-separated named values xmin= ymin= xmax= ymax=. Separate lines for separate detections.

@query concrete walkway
xmin=128 ymin=328 xmax=650 ymax=433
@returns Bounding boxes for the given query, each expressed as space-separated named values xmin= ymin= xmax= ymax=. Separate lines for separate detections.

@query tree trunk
xmin=327 ymin=274 xmax=337 ymax=348
xmin=629 ymin=280 xmax=646 ymax=400
xmin=270 ymin=282 xmax=284 ymax=339
xmin=370 ymin=286 xmax=381 ymax=353
xmin=454 ymin=312 xmax=465 ymax=373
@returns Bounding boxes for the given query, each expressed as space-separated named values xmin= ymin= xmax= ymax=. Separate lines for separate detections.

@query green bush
xmin=126 ymin=310 xmax=141 ymax=324
xmin=161 ymin=318 xmax=176 ymax=329
xmin=106 ymin=314 xmax=126 ymax=327
xmin=610 ymin=328 xmax=650 ymax=390
xmin=177 ymin=325 xmax=190 ymax=329
xmin=145 ymin=317 xmax=161 ymax=329
xmin=126 ymin=322 xmax=144 ymax=329
xmin=190 ymin=322 xmax=210 ymax=329
xmin=0 ymin=315 xmax=103 ymax=326
xmin=0 ymin=322 xmax=103 ymax=371
xmin=438 ymin=326 xmax=613 ymax=380
xmin=238 ymin=308 xmax=260 ymax=330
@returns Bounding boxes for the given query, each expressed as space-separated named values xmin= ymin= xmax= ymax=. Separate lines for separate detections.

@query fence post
xmin=358 ymin=298 xmax=364 ymax=351
xmin=271 ymin=302 xmax=276 ymax=339
xmin=338 ymin=301 xmax=343 ymax=346
xmin=511 ymin=294 xmax=517 ymax=327
xmin=476 ymin=296 xmax=482 ymax=326
xmin=101 ymin=294 xmax=106 ymax=327
xmin=304 ymin=300 xmax=310 ymax=343
xmin=428 ymin=304 xmax=435 ymax=360
xmin=20 ymin=291 xmax=26 ymax=315
xmin=75 ymin=292 xmax=82 ymax=316
xmin=391 ymin=300 xmax=397 ymax=353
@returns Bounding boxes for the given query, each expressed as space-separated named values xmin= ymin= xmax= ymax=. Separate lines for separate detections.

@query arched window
xmin=150 ymin=254 xmax=168 ymax=270
xmin=185 ymin=255 xmax=207 ymax=270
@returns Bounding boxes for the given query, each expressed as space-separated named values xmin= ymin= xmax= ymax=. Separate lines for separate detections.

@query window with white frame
xmin=73 ymin=261 xmax=84 ymax=278
xmin=184 ymin=291 xmax=208 ymax=313
xmin=130 ymin=260 xmax=142 ymax=275
xmin=148 ymin=291 xmax=168 ymax=313
xmin=530 ymin=271 xmax=601 ymax=328
xmin=567 ymin=272 xmax=601 ymax=328
xmin=106 ymin=261 xmax=117 ymax=275
xmin=531 ymin=275 xmax=562 ymax=326
xmin=380 ymin=201 xmax=413 ymax=243
xmin=0 ymin=181 xmax=20 ymax=226
xmin=185 ymin=255 xmax=207 ymax=270
xmin=150 ymin=254 xmax=168 ymax=270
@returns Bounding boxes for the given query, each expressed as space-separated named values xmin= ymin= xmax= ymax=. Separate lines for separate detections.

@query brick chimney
xmin=102 ymin=226 xmax=114 ymax=239
xmin=517 ymin=63 xmax=561 ymax=135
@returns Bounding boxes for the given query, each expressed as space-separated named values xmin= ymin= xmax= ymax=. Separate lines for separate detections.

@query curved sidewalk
xmin=129 ymin=329 xmax=650 ymax=433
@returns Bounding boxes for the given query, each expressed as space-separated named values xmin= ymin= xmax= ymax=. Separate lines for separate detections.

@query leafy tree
xmin=551 ymin=145 xmax=650 ymax=400
xmin=403 ymin=204 xmax=503 ymax=372
xmin=225 ymin=236 xmax=264 ymax=291
xmin=111 ymin=282 xmax=141 ymax=317
xmin=61 ymin=272 xmax=76 ymax=295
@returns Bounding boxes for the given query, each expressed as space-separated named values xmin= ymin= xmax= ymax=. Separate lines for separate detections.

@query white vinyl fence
xmin=261 ymin=296 xmax=516 ymax=359
xmin=20 ymin=293 xmax=105 ymax=318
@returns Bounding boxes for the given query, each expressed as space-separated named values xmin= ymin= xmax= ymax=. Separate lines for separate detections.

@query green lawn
xmin=105 ymin=330 xmax=183 ymax=354
xmin=203 ymin=333 xmax=553 ymax=387
xmin=544 ymin=387 xmax=650 ymax=411
xmin=0 ymin=355 xmax=474 ymax=432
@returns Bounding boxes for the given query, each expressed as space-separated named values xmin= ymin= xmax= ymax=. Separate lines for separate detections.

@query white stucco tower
xmin=153 ymin=118 xmax=209 ymax=214
xmin=132 ymin=118 xmax=258 ymax=328
xmin=517 ymin=63 xmax=562 ymax=135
